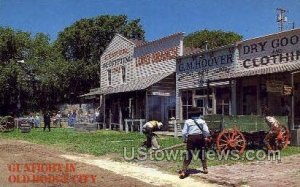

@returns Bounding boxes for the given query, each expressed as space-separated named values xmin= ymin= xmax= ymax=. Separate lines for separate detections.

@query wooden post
xmin=145 ymin=91 xmax=149 ymax=122
xmin=103 ymin=95 xmax=106 ymax=129
xmin=125 ymin=119 xmax=128 ymax=133
xmin=109 ymin=108 xmax=112 ymax=130
xmin=212 ymin=87 xmax=216 ymax=114
xmin=118 ymin=99 xmax=123 ymax=131
xmin=291 ymin=72 xmax=295 ymax=130
xmin=174 ymin=119 xmax=177 ymax=137
xmin=139 ymin=119 xmax=143 ymax=134
xmin=231 ymin=80 xmax=237 ymax=115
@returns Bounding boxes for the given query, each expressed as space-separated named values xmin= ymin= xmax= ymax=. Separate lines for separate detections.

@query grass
xmin=0 ymin=128 xmax=181 ymax=156
xmin=1 ymin=128 xmax=300 ymax=173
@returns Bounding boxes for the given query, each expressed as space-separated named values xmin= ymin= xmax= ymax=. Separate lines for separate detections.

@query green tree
xmin=55 ymin=15 xmax=145 ymax=62
xmin=54 ymin=15 xmax=145 ymax=102
xmin=184 ymin=29 xmax=243 ymax=50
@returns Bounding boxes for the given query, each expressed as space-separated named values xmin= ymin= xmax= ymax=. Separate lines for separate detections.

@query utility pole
xmin=276 ymin=8 xmax=287 ymax=31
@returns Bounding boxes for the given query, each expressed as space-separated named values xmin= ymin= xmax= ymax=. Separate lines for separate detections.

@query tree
xmin=184 ymin=29 xmax=243 ymax=50
xmin=54 ymin=15 xmax=145 ymax=101
xmin=55 ymin=15 xmax=145 ymax=62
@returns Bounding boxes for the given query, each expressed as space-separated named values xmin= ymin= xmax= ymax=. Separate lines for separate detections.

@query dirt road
xmin=0 ymin=139 xmax=155 ymax=187
xmin=1 ymin=139 xmax=300 ymax=187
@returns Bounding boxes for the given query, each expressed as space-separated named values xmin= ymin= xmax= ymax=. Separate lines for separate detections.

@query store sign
xmin=134 ymin=33 xmax=182 ymax=68
xmin=136 ymin=47 xmax=178 ymax=67
xmin=176 ymin=47 xmax=235 ymax=84
xmin=239 ymin=29 xmax=300 ymax=69
xmin=177 ymin=50 xmax=234 ymax=73
xmin=151 ymin=91 xmax=171 ymax=96
xmin=283 ymin=85 xmax=293 ymax=95
xmin=266 ymin=80 xmax=283 ymax=93
xmin=102 ymin=48 xmax=133 ymax=69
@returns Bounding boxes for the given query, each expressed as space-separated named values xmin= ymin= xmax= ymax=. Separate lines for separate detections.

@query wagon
xmin=0 ymin=116 xmax=15 ymax=132
xmin=204 ymin=115 xmax=290 ymax=154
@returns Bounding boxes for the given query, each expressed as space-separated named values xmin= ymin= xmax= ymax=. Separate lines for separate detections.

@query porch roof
xmin=82 ymin=71 xmax=174 ymax=97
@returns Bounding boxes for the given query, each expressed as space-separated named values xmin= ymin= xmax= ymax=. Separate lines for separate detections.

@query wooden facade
xmin=176 ymin=29 xmax=300 ymax=130
xmin=92 ymin=33 xmax=184 ymax=130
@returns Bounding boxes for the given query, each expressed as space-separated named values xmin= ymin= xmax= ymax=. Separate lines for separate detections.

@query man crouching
xmin=142 ymin=121 xmax=163 ymax=150
xmin=179 ymin=113 xmax=210 ymax=179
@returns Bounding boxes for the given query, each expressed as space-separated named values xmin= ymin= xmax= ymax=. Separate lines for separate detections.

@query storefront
xmin=176 ymin=29 xmax=300 ymax=130
xmin=84 ymin=33 xmax=184 ymax=130
xmin=176 ymin=45 xmax=237 ymax=119
xmin=189 ymin=29 xmax=300 ymax=131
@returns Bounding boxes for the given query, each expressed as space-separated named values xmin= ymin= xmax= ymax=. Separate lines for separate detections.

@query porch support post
xmin=118 ymin=99 xmax=123 ymax=131
xmin=291 ymin=73 xmax=295 ymax=130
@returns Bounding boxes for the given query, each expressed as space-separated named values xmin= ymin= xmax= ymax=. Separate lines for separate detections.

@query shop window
xmin=107 ymin=69 xmax=112 ymax=86
xmin=121 ymin=66 xmax=126 ymax=83
xmin=216 ymin=87 xmax=230 ymax=115
xmin=181 ymin=90 xmax=193 ymax=119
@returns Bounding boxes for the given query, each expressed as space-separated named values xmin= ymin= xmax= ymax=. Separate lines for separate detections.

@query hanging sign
xmin=282 ymin=85 xmax=293 ymax=95
xmin=266 ymin=80 xmax=283 ymax=93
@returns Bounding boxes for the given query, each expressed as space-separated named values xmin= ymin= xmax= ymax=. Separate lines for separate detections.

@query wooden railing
xmin=124 ymin=119 xmax=146 ymax=134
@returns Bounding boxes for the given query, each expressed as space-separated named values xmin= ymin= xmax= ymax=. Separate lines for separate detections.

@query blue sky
xmin=0 ymin=0 xmax=299 ymax=42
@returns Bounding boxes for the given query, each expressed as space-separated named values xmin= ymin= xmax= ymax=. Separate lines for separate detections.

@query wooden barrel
xmin=20 ymin=123 xmax=31 ymax=133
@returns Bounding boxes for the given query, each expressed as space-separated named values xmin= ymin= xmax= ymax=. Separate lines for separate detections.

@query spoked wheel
xmin=0 ymin=125 xmax=6 ymax=132
xmin=267 ymin=125 xmax=290 ymax=151
xmin=216 ymin=128 xmax=246 ymax=155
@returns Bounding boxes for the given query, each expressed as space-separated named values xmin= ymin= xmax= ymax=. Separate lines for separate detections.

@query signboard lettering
xmin=239 ymin=30 xmax=300 ymax=69
xmin=136 ymin=47 xmax=178 ymax=67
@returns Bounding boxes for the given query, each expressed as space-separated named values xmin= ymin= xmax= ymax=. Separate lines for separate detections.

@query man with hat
xmin=142 ymin=121 xmax=163 ymax=150
xmin=179 ymin=109 xmax=210 ymax=179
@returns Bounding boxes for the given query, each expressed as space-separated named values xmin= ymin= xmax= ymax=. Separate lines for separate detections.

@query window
xmin=121 ymin=66 xmax=126 ymax=83
xmin=181 ymin=90 xmax=193 ymax=119
xmin=107 ymin=69 xmax=112 ymax=86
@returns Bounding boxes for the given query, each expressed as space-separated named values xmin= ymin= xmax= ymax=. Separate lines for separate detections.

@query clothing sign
xmin=238 ymin=29 xmax=300 ymax=70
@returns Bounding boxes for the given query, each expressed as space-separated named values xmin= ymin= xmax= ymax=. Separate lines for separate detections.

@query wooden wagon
xmin=205 ymin=115 xmax=290 ymax=154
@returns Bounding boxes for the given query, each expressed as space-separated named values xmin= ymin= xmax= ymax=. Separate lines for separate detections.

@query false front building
xmin=85 ymin=33 xmax=184 ymax=130
xmin=176 ymin=29 xmax=300 ymax=132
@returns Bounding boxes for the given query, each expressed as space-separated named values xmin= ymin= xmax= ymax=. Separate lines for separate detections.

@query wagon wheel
xmin=0 ymin=125 xmax=6 ymax=132
xmin=267 ymin=125 xmax=290 ymax=151
xmin=216 ymin=128 xmax=246 ymax=155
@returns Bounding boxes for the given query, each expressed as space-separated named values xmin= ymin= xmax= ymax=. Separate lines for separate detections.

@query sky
xmin=0 ymin=0 xmax=299 ymax=42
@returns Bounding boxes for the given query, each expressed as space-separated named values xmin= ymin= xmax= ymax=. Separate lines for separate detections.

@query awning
xmin=211 ymin=63 xmax=300 ymax=81
xmin=82 ymin=72 xmax=174 ymax=97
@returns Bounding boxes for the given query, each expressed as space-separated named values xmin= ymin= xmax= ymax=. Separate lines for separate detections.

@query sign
xmin=134 ymin=33 xmax=183 ymax=69
xmin=136 ymin=47 xmax=178 ymax=67
xmin=102 ymin=55 xmax=133 ymax=69
xmin=266 ymin=80 xmax=283 ymax=93
xmin=283 ymin=85 xmax=293 ymax=95
xmin=151 ymin=91 xmax=171 ymax=96
xmin=239 ymin=29 xmax=300 ymax=70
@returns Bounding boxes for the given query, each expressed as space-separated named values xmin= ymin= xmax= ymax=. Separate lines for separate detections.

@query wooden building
xmin=176 ymin=29 xmax=300 ymax=132
xmin=84 ymin=33 xmax=184 ymax=130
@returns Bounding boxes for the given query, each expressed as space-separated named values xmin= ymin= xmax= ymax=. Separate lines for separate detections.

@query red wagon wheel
xmin=216 ymin=128 xmax=246 ymax=155
xmin=267 ymin=125 xmax=290 ymax=151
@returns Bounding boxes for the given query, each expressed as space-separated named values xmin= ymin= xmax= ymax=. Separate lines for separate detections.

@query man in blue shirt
xmin=179 ymin=111 xmax=210 ymax=179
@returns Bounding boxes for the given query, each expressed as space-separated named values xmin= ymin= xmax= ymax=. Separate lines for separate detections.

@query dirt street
xmin=1 ymin=139 xmax=300 ymax=187
xmin=0 ymin=139 xmax=154 ymax=187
